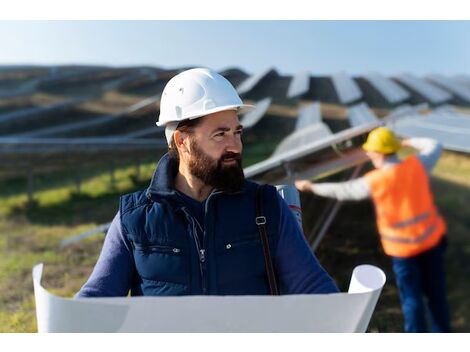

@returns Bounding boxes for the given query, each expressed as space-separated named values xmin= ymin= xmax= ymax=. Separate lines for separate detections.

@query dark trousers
xmin=391 ymin=237 xmax=450 ymax=333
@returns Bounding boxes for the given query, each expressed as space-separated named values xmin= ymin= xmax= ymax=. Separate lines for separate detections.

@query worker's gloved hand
xmin=295 ymin=180 xmax=314 ymax=193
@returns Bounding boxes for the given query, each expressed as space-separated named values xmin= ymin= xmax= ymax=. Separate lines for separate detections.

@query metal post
xmin=110 ymin=163 xmax=116 ymax=190
xmin=74 ymin=172 xmax=82 ymax=194
xmin=135 ymin=159 xmax=141 ymax=181
xmin=310 ymin=163 xmax=364 ymax=252
xmin=27 ymin=171 xmax=34 ymax=206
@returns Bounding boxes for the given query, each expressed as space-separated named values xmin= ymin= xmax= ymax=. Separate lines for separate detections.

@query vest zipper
xmin=192 ymin=217 xmax=207 ymax=294
xmin=200 ymin=190 xmax=223 ymax=294
xmin=181 ymin=190 xmax=226 ymax=294
xmin=182 ymin=209 xmax=207 ymax=294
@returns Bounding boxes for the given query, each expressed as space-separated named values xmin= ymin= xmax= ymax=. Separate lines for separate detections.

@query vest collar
xmin=146 ymin=153 xmax=181 ymax=202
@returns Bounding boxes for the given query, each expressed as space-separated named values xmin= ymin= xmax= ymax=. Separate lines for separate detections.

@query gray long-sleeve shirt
xmin=312 ymin=138 xmax=443 ymax=201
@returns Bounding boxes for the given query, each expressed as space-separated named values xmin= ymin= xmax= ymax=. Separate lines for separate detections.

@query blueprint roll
xmin=348 ymin=265 xmax=386 ymax=294
xmin=276 ymin=184 xmax=303 ymax=229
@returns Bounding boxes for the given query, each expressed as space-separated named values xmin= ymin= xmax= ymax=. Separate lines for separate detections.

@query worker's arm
xmin=402 ymin=137 xmax=443 ymax=174
xmin=274 ymin=193 xmax=339 ymax=294
xmin=295 ymin=177 xmax=371 ymax=201
xmin=75 ymin=211 xmax=135 ymax=298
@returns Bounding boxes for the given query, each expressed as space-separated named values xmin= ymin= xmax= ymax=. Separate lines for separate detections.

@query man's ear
xmin=174 ymin=130 xmax=190 ymax=154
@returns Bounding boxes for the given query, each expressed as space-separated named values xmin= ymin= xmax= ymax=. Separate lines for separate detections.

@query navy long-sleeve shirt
xmin=76 ymin=192 xmax=339 ymax=297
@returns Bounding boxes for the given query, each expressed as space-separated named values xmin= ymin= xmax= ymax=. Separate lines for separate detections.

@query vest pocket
xmin=216 ymin=235 xmax=267 ymax=290
xmin=134 ymin=244 xmax=183 ymax=254
xmin=133 ymin=243 xmax=189 ymax=287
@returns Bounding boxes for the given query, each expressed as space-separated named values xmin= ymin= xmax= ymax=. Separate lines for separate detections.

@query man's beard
xmin=188 ymin=140 xmax=245 ymax=192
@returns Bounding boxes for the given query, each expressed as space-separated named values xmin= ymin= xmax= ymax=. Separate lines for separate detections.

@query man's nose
xmin=225 ymin=134 xmax=242 ymax=153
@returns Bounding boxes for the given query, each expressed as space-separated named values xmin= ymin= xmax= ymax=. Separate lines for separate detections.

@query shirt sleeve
xmin=312 ymin=176 xmax=371 ymax=201
xmin=274 ymin=193 xmax=339 ymax=294
xmin=75 ymin=211 xmax=135 ymax=298
xmin=406 ymin=137 xmax=443 ymax=174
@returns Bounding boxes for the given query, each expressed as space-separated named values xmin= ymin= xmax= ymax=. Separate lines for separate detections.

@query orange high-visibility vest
xmin=364 ymin=155 xmax=446 ymax=258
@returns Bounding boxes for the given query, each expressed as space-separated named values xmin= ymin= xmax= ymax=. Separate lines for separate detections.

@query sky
xmin=1 ymin=21 xmax=470 ymax=76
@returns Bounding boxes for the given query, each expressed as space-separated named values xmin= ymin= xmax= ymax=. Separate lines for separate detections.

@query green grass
xmin=0 ymin=158 xmax=161 ymax=332
xmin=0 ymin=144 xmax=273 ymax=332
xmin=0 ymin=148 xmax=469 ymax=332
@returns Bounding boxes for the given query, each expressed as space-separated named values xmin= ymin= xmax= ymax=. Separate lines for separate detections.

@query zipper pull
xmin=199 ymin=249 xmax=206 ymax=263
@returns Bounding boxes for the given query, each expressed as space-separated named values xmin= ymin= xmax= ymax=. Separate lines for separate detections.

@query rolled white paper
xmin=33 ymin=263 xmax=386 ymax=333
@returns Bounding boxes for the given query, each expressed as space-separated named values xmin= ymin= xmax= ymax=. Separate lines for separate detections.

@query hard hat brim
xmin=157 ymin=103 xmax=255 ymax=127
xmin=362 ymin=142 xmax=401 ymax=154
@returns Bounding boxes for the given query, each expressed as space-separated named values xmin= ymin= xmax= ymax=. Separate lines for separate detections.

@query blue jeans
xmin=391 ymin=237 xmax=450 ymax=333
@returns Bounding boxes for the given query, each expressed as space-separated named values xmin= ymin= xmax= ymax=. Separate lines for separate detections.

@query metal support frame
xmin=74 ymin=172 xmax=82 ymax=194
xmin=27 ymin=170 xmax=35 ymax=206
xmin=135 ymin=159 xmax=141 ymax=181
xmin=110 ymin=162 xmax=116 ymax=190
xmin=309 ymin=163 xmax=365 ymax=252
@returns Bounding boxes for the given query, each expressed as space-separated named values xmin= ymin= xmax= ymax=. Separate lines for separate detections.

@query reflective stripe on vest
xmin=391 ymin=211 xmax=431 ymax=229
xmin=365 ymin=155 xmax=446 ymax=258
xmin=381 ymin=223 xmax=436 ymax=244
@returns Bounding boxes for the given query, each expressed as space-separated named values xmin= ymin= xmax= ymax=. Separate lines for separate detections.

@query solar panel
xmin=0 ymin=136 xmax=167 ymax=153
xmin=435 ymin=104 xmax=456 ymax=113
xmin=384 ymin=103 xmax=429 ymax=124
xmin=396 ymin=73 xmax=451 ymax=104
xmin=427 ymin=74 xmax=470 ymax=103
xmin=244 ymin=122 xmax=380 ymax=184
xmin=236 ymin=68 xmax=274 ymax=95
xmin=273 ymin=122 xmax=332 ymax=156
xmin=331 ymin=72 xmax=362 ymax=104
xmin=15 ymin=96 xmax=160 ymax=138
xmin=363 ymin=72 xmax=410 ymax=104
xmin=452 ymin=75 xmax=470 ymax=89
xmin=391 ymin=110 xmax=470 ymax=153
xmin=122 ymin=127 xmax=162 ymax=138
xmin=287 ymin=71 xmax=310 ymax=98
xmin=295 ymin=102 xmax=322 ymax=130
xmin=348 ymin=103 xmax=379 ymax=127
xmin=0 ymin=97 xmax=88 ymax=125
xmin=240 ymin=97 xmax=271 ymax=128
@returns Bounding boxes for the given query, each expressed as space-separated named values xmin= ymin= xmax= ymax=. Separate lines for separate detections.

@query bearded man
xmin=76 ymin=68 xmax=338 ymax=297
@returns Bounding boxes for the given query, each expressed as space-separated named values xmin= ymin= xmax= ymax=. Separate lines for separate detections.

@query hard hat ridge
xmin=157 ymin=67 xmax=255 ymax=145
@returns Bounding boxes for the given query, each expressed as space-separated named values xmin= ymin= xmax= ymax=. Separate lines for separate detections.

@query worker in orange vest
xmin=295 ymin=127 xmax=450 ymax=333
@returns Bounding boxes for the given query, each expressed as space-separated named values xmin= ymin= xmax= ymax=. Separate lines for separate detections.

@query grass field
xmin=0 ymin=148 xmax=469 ymax=332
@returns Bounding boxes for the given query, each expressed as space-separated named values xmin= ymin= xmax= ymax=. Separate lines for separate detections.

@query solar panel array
xmin=331 ymin=72 xmax=362 ymax=104
xmin=287 ymin=71 xmax=311 ymax=98
xmin=363 ymin=72 xmax=410 ymax=104
xmin=273 ymin=122 xmax=332 ymax=156
xmin=295 ymin=102 xmax=322 ymax=130
xmin=240 ymin=97 xmax=272 ymax=128
xmin=396 ymin=73 xmax=451 ymax=105
xmin=2 ymin=65 xmax=470 ymax=184
xmin=452 ymin=75 xmax=470 ymax=89
xmin=391 ymin=110 xmax=470 ymax=153
xmin=427 ymin=74 xmax=470 ymax=103
xmin=236 ymin=68 xmax=274 ymax=95
xmin=347 ymin=103 xmax=379 ymax=127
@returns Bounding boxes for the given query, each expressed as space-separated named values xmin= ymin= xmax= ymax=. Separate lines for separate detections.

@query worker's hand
xmin=295 ymin=180 xmax=314 ymax=193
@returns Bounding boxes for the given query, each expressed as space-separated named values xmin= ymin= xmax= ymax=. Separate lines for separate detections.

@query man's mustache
xmin=220 ymin=152 xmax=242 ymax=161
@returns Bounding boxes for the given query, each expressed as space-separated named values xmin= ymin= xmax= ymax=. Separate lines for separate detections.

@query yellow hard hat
xmin=362 ymin=127 xmax=401 ymax=154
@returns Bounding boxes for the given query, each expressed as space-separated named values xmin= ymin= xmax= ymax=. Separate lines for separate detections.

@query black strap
xmin=255 ymin=185 xmax=279 ymax=295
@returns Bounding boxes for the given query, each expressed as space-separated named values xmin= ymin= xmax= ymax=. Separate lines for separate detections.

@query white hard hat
xmin=157 ymin=68 xmax=254 ymax=143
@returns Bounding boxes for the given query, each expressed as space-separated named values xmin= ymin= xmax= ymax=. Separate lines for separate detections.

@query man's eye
xmin=214 ymin=132 xmax=224 ymax=138
xmin=236 ymin=130 xmax=243 ymax=135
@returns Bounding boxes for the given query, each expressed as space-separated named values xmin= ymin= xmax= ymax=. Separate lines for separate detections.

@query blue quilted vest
xmin=120 ymin=153 xmax=281 ymax=296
